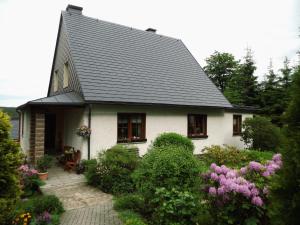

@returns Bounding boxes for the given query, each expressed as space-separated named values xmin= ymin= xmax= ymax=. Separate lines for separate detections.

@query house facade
xmin=18 ymin=5 xmax=253 ymax=163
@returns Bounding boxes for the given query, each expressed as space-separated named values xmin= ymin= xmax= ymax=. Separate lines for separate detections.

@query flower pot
xmin=38 ymin=172 xmax=48 ymax=180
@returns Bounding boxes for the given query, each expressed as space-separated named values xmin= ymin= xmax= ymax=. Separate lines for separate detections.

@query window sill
xmin=188 ymin=135 xmax=208 ymax=139
xmin=233 ymin=133 xmax=242 ymax=136
xmin=117 ymin=138 xmax=147 ymax=144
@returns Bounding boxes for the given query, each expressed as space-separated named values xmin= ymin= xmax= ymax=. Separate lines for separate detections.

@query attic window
xmin=63 ymin=63 xmax=70 ymax=88
xmin=53 ymin=70 xmax=58 ymax=92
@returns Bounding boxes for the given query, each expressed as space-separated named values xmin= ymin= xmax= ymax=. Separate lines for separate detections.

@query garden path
xmin=40 ymin=166 xmax=122 ymax=225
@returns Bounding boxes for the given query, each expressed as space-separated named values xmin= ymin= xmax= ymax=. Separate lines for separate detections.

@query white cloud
xmin=0 ymin=0 xmax=299 ymax=106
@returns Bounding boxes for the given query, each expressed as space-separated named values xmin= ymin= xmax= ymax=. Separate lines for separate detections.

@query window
xmin=233 ymin=115 xmax=242 ymax=135
xmin=53 ymin=70 xmax=58 ymax=92
xmin=117 ymin=113 xmax=146 ymax=142
xmin=63 ymin=63 xmax=70 ymax=88
xmin=187 ymin=114 xmax=207 ymax=138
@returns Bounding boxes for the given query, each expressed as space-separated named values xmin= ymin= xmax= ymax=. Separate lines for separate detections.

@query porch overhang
xmin=17 ymin=92 xmax=85 ymax=109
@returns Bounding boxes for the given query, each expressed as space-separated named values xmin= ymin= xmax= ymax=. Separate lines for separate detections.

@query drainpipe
xmin=88 ymin=104 xmax=91 ymax=160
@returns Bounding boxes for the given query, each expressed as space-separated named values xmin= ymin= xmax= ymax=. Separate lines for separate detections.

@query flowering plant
xmin=36 ymin=211 xmax=52 ymax=225
xmin=203 ymin=154 xmax=282 ymax=225
xmin=12 ymin=212 xmax=31 ymax=225
xmin=19 ymin=164 xmax=43 ymax=197
xmin=76 ymin=125 xmax=91 ymax=138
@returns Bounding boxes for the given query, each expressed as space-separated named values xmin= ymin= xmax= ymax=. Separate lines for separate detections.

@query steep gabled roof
xmin=52 ymin=6 xmax=232 ymax=108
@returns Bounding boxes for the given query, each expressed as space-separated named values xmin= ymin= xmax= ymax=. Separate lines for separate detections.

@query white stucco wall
xmin=20 ymin=108 xmax=31 ymax=154
xmin=63 ymin=107 xmax=89 ymax=159
xmin=89 ymin=104 xmax=253 ymax=157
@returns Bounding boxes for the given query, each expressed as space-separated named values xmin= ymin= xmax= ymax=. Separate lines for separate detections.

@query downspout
xmin=88 ymin=104 xmax=91 ymax=160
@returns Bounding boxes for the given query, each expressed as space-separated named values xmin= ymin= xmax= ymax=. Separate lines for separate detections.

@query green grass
xmin=118 ymin=210 xmax=147 ymax=225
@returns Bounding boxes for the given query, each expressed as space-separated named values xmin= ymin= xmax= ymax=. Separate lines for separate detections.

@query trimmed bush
xmin=133 ymin=146 xmax=201 ymax=207
xmin=21 ymin=195 xmax=64 ymax=215
xmin=151 ymin=187 xmax=201 ymax=225
xmin=114 ymin=194 xmax=145 ymax=213
xmin=241 ymin=116 xmax=283 ymax=151
xmin=0 ymin=111 xmax=23 ymax=224
xmin=85 ymin=144 xmax=139 ymax=194
xmin=152 ymin=132 xmax=194 ymax=153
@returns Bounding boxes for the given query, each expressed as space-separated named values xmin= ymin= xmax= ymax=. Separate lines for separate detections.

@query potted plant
xmin=36 ymin=155 xmax=54 ymax=180
xmin=76 ymin=125 xmax=91 ymax=138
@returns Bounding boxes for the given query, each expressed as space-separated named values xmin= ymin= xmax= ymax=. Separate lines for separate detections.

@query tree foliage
xmin=269 ymin=66 xmax=300 ymax=225
xmin=241 ymin=116 xmax=283 ymax=151
xmin=0 ymin=110 xmax=23 ymax=224
xmin=204 ymin=51 xmax=239 ymax=92
xmin=224 ymin=48 xmax=259 ymax=106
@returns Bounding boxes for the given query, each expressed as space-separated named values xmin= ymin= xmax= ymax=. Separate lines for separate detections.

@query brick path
xmin=40 ymin=166 xmax=122 ymax=225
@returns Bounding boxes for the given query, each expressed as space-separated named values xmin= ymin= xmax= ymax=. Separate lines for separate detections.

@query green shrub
xmin=36 ymin=155 xmax=54 ymax=173
xmin=202 ymin=145 xmax=273 ymax=168
xmin=85 ymin=144 xmax=140 ymax=194
xmin=241 ymin=116 xmax=283 ymax=151
xmin=152 ymin=132 xmax=194 ymax=153
xmin=114 ymin=194 xmax=145 ymax=213
xmin=203 ymin=145 xmax=248 ymax=167
xmin=22 ymin=195 xmax=64 ymax=215
xmin=151 ymin=187 xmax=201 ymax=225
xmin=133 ymin=146 xmax=201 ymax=210
xmin=14 ymin=195 xmax=63 ymax=225
xmin=0 ymin=111 xmax=23 ymax=224
xmin=118 ymin=210 xmax=147 ymax=225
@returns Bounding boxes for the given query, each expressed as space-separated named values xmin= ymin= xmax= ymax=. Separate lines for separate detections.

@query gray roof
xmin=28 ymin=92 xmax=84 ymax=106
xmin=61 ymin=9 xmax=232 ymax=108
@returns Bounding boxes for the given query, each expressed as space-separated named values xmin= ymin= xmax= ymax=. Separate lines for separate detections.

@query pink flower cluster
xmin=19 ymin=164 xmax=38 ymax=177
xmin=240 ymin=153 xmax=282 ymax=177
xmin=206 ymin=154 xmax=282 ymax=207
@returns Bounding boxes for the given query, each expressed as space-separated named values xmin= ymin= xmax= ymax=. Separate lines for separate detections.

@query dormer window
xmin=63 ymin=63 xmax=70 ymax=88
xmin=53 ymin=70 xmax=58 ymax=92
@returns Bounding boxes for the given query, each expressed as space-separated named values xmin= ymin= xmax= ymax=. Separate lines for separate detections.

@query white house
xmin=18 ymin=5 xmax=254 ymax=163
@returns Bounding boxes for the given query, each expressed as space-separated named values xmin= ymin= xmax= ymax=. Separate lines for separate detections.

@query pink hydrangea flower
xmin=209 ymin=187 xmax=217 ymax=196
xmin=210 ymin=163 xmax=217 ymax=170
xmin=249 ymin=161 xmax=264 ymax=172
xmin=210 ymin=172 xmax=219 ymax=181
xmin=239 ymin=167 xmax=247 ymax=175
xmin=251 ymin=196 xmax=263 ymax=206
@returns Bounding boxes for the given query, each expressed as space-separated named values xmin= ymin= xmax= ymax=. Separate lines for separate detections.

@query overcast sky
xmin=0 ymin=0 xmax=299 ymax=107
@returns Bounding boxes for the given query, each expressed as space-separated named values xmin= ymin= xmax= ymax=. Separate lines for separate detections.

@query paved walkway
xmin=40 ymin=166 xmax=122 ymax=225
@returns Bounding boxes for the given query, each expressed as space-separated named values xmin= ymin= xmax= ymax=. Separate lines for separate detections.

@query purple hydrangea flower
xmin=239 ymin=167 xmax=247 ymax=175
xmin=210 ymin=163 xmax=217 ymax=170
xmin=209 ymin=187 xmax=217 ymax=196
xmin=210 ymin=172 xmax=219 ymax=181
xmin=217 ymin=186 xmax=225 ymax=195
xmin=249 ymin=161 xmax=264 ymax=172
xmin=251 ymin=196 xmax=263 ymax=206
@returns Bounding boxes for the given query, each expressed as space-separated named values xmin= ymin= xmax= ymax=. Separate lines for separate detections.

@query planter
xmin=37 ymin=172 xmax=48 ymax=180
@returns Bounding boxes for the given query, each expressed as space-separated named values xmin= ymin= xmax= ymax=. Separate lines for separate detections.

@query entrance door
xmin=45 ymin=113 xmax=56 ymax=155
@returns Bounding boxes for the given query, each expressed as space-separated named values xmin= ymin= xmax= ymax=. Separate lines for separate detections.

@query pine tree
xmin=260 ymin=60 xmax=284 ymax=125
xmin=269 ymin=66 xmax=300 ymax=225
xmin=224 ymin=48 xmax=259 ymax=106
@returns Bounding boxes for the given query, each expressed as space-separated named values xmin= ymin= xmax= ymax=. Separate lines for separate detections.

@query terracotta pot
xmin=38 ymin=172 xmax=48 ymax=180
